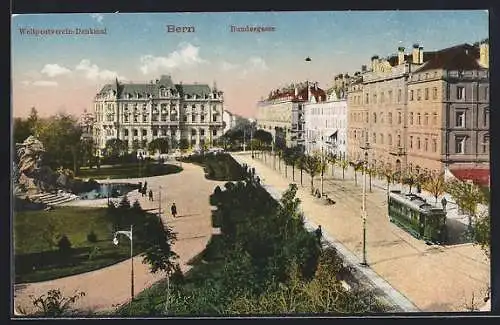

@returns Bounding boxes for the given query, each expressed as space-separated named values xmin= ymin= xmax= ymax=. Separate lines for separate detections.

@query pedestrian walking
xmin=149 ymin=189 xmax=154 ymax=201
xmin=171 ymin=202 xmax=177 ymax=218
xmin=315 ymin=225 xmax=323 ymax=245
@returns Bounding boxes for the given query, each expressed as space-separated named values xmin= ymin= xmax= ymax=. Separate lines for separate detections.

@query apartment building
xmin=347 ymin=41 xmax=489 ymax=178
xmin=256 ymin=82 xmax=326 ymax=149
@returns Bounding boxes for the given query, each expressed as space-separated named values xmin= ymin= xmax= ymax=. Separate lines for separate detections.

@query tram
xmin=388 ymin=191 xmax=447 ymax=244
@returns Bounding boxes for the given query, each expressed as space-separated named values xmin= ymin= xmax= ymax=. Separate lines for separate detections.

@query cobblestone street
xmin=233 ymin=152 xmax=490 ymax=312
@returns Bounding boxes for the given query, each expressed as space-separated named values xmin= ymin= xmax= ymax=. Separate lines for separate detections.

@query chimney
xmin=480 ymin=41 xmax=489 ymax=68
xmin=371 ymin=55 xmax=379 ymax=71
xmin=398 ymin=46 xmax=405 ymax=65
xmin=412 ymin=43 xmax=420 ymax=64
xmin=361 ymin=65 xmax=367 ymax=73
xmin=419 ymin=46 xmax=424 ymax=64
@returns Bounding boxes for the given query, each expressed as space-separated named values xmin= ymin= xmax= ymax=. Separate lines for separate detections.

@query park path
xmin=233 ymin=152 xmax=490 ymax=312
xmin=14 ymin=162 xmax=225 ymax=315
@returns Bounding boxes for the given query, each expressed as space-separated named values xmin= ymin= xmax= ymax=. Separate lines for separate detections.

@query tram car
xmin=388 ymin=191 xmax=447 ymax=244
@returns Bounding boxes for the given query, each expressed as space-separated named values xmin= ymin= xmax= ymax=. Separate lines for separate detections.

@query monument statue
xmin=15 ymin=136 xmax=46 ymax=194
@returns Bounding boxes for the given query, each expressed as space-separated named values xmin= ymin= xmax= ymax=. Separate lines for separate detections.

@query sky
xmin=11 ymin=10 xmax=488 ymax=119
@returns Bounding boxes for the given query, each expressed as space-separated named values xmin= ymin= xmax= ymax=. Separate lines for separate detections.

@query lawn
xmin=76 ymin=162 xmax=182 ymax=180
xmin=14 ymin=206 xmax=135 ymax=283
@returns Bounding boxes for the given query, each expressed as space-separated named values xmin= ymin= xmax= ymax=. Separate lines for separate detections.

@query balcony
xmin=389 ymin=146 xmax=406 ymax=156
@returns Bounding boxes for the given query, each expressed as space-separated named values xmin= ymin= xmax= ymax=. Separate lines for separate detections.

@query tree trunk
xmin=292 ymin=165 xmax=295 ymax=181
xmin=331 ymin=163 xmax=335 ymax=177
xmin=285 ymin=165 xmax=287 ymax=178
xmin=369 ymin=173 xmax=372 ymax=192
xmin=310 ymin=175 xmax=314 ymax=191
xmin=354 ymin=171 xmax=358 ymax=186
xmin=342 ymin=168 xmax=345 ymax=179
xmin=300 ymin=170 xmax=303 ymax=186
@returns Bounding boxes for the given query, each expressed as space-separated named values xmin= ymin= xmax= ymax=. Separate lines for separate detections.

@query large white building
xmin=222 ymin=109 xmax=237 ymax=134
xmin=92 ymin=75 xmax=225 ymax=156
xmin=304 ymin=90 xmax=348 ymax=160
xmin=256 ymin=82 xmax=326 ymax=149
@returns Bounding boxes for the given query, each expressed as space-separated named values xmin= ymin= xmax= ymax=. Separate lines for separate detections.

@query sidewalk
xmin=233 ymin=152 xmax=490 ymax=312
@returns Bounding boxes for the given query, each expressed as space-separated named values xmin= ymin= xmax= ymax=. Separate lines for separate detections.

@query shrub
xmin=87 ymin=230 xmax=98 ymax=243
xmin=57 ymin=235 xmax=72 ymax=254
xmin=29 ymin=289 xmax=86 ymax=317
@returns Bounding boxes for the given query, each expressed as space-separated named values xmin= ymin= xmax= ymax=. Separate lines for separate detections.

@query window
xmin=417 ymin=113 xmax=421 ymax=125
xmin=457 ymin=86 xmax=465 ymax=100
xmin=409 ymin=112 xmax=414 ymax=125
xmin=398 ymin=89 xmax=402 ymax=102
xmin=380 ymin=112 xmax=384 ymax=124
xmin=124 ymin=129 xmax=129 ymax=136
xmin=417 ymin=137 xmax=421 ymax=149
xmin=373 ymin=93 xmax=377 ymax=103
xmin=397 ymin=135 xmax=401 ymax=147
xmin=398 ymin=112 xmax=402 ymax=124
xmin=433 ymin=113 xmax=438 ymax=125
xmin=483 ymin=108 xmax=489 ymax=127
xmin=200 ymin=129 xmax=205 ymax=136
xmin=424 ymin=113 xmax=429 ymax=125
xmin=142 ymin=129 xmax=147 ymax=136
xmin=484 ymin=87 xmax=489 ymax=100
xmin=133 ymin=129 xmax=138 ymax=136
xmin=183 ymin=115 xmax=188 ymax=122
xmin=365 ymin=113 xmax=369 ymax=123
xmin=191 ymin=129 xmax=196 ymax=136
xmin=455 ymin=136 xmax=466 ymax=154
xmin=201 ymin=115 xmax=205 ymax=122
xmin=380 ymin=134 xmax=384 ymax=144
xmin=482 ymin=135 xmax=489 ymax=153
xmin=153 ymin=129 xmax=158 ymax=136
xmin=380 ymin=92 xmax=384 ymax=103
xmin=372 ymin=113 xmax=377 ymax=123
xmin=410 ymin=90 xmax=414 ymax=101
xmin=372 ymin=132 xmax=376 ymax=143
xmin=432 ymin=87 xmax=438 ymax=99
xmin=192 ymin=114 xmax=196 ymax=122
xmin=432 ymin=139 xmax=437 ymax=152
xmin=192 ymin=104 xmax=196 ymax=109
xmin=388 ymin=134 xmax=392 ymax=146
xmin=354 ymin=130 xmax=357 ymax=139
xmin=425 ymin=88 xmax=429 ymax=100
xmin=424 ymin=138 xmax=428 ymax=151
xmin=213 ymin=129 xmax=217 ymax=136
xmin=365 ymin=93 xmax=369 ymax=104
xmin=409 ymin=136 xmax=413 ymax=148
xmin=213 ymin=115 xmax=217 ymax=122
xmin=388 ymin=90 xmax=393 ymax=103
xmin=456 ymin=111 xmax=465 ymax=127
xmin=388 ymin=112 xmax=393 ymax=124
xmin=417 ymin=89 xmax=422 ymax=101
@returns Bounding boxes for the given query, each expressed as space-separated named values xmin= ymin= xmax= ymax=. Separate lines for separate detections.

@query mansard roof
xmin=414 ymin=43 xmax=483 ymax=72
xmin=97 ymin=75 xmax=216 ymax=99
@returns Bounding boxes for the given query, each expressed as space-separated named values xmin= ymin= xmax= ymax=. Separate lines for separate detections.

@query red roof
xmin=450 ymin=168 xmax=490 ymax=187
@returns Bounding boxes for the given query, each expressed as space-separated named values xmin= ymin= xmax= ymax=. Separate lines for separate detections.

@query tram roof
xmin=389 ymin=191 xmax=444 ymax=213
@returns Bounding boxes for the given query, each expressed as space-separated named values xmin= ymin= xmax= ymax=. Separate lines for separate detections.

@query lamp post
xmin=138 ymin=152 xmax=143 ymax=178
xmin=113 ymin=225 xmax=134 ymax=300
xmin=360 ymin=142 xmax=371 ymax=266
xmin=158 ymin=185 xmax=162 ymax=218
xmin=243 ymin=129 xmax=247 ymax=152
xmin=320 ymin=134 xmax=325 ymax=197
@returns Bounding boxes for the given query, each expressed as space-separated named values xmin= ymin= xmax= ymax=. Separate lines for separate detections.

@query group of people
xmin=137 ymin=180 xmax=177 ymax=218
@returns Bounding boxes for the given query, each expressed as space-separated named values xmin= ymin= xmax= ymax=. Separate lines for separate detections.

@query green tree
xmin=338 ymin=159 xmax=349 ymax=180
xmin=327 ymin=153 xmax=337 ymax=177
xmin=423 ymin=172 xmax=446 ymax=203
xmin=253 ymin=129 xmax=273 ymax=147
xmin=29 ymin=289 xmax=85 ymax=317
xmin=105 ymin=138 xmax=128 ymax=158
xmin=13 ymin=118 xmax=31 ymax=148
xmin=351 ymin=161 xmax=364 ymax=187
xmin=302 ymin=154 xmax=322 ymax=192
xmin=148 ymin=137 xmax=170 ymax=155
xmin=141 ymin=217 xmax=179 ymax=275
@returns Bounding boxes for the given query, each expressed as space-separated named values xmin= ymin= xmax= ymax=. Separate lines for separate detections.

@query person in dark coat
xmin=315 ymin=225 xmax=323 ymax=244
xmin=171 ymin=203 xmax=177 ymax=218
xmin=148 ymin=189 xmax=154 ymax=201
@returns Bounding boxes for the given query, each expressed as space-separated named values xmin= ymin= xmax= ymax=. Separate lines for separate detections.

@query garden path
xmin=13 ymin=162 xmax=225 ymax=315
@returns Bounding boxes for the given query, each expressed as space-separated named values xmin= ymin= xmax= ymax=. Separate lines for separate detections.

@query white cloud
xmin=41 ymin=64 xmax=72 ymax=77
xmin=241 ymin=56 xmax=269 ymax=76
xmin=139 ymin=43 xmax=207 ymax=74
xmin=21 ymin=80 xmax=58 ymax=87
xmin=221 ymin=61 xmax=239 ymax=71
xmin=75 ymin=59 xmax=126 ymax=81
xmin=90 ymin=13 xmax=104 ymax=23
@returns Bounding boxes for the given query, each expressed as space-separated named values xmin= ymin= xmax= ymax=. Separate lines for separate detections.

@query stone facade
xmin=256 ymin=82 xmax=326 ymax=149
xmin=347 ymin=41 xmax=489 ymax=176
xmin=92 ymin=75 xmax=224 ymax=155
xmin=304 ymin=91 xmax=348 ymax=160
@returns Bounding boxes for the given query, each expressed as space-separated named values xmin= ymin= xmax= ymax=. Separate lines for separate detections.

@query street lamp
xmin=158 ymin=186 xmax=162 ymax=219
xmin=113 ymin=225 xmax=134 ymax=300
xmin=138 ymin=152 xmax=144 ymax=178
xmin=360 ymin=142 xmax=371 ymax=266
